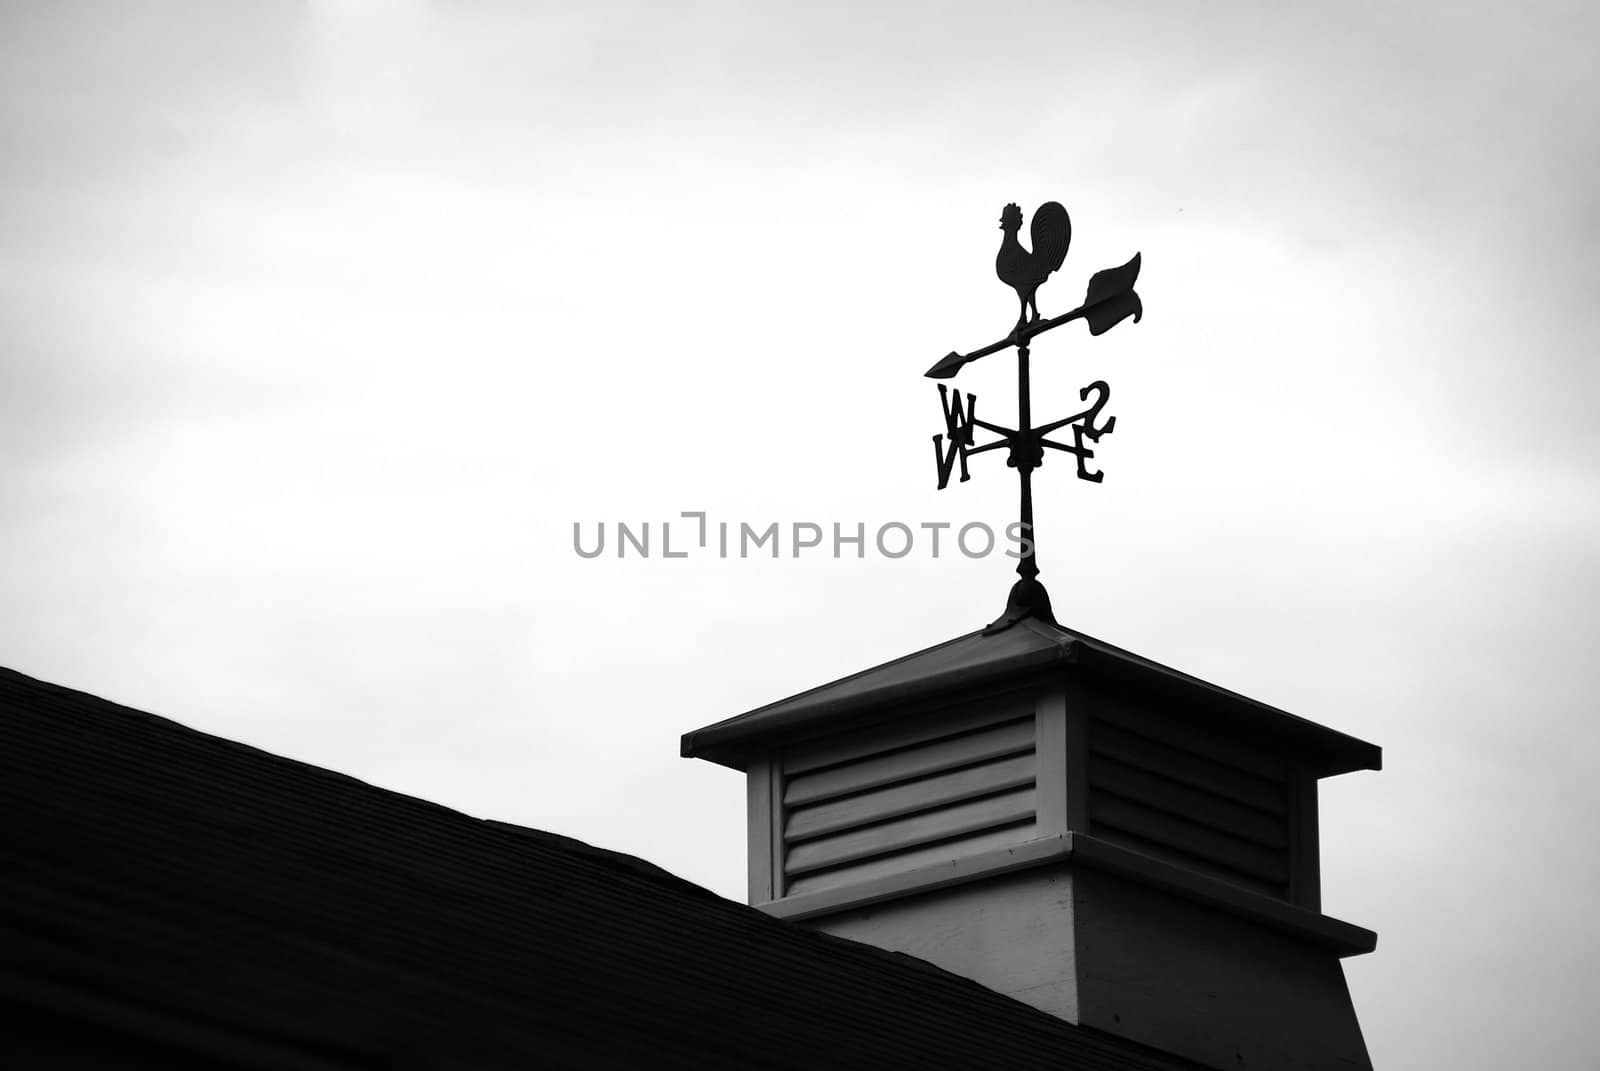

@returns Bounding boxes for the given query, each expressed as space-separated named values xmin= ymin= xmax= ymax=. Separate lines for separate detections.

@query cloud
xmin=2 ymin=4 xmax=1597 ymax=1067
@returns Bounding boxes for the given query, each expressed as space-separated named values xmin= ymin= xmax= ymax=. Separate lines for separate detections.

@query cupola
xmin=682 ymin=613 xmax=1381 ymax=1071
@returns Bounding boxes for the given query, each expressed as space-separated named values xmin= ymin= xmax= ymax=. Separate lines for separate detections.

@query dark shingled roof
xmin=0 ymin=665 xmax=1204 ymax=1070
xmin=682 ymin=617 xmax=1381 ymax=777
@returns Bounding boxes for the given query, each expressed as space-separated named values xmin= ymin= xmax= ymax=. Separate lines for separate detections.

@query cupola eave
xmin=681 ymin=617 xmax=1381 ymax=778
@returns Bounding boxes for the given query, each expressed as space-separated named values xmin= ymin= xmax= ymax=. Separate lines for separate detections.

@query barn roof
xmin=1 ymin=665 xmax=1202 ymax=1070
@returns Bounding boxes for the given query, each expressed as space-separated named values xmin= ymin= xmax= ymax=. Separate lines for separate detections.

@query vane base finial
xmin=984 ymin=577 xmax=1057 ymax=634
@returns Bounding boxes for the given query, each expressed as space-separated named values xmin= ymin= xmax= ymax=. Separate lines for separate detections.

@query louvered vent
xmin=778 ymin=712 xmax=1039 ymax=898
xmin=1087 ymin=713 xmax=1290 ymax=899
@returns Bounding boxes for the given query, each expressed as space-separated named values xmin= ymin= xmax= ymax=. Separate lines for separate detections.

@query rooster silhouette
xmin=996 ymin=201 xmax=1071 ymax=329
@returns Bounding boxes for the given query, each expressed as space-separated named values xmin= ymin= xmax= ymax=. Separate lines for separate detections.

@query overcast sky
xmin=3 ymin=1 xmax=1598 ymax=1066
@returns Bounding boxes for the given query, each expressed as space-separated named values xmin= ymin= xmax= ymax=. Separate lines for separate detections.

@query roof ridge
xmin=481 ymin=821 xmax=727 ymax=904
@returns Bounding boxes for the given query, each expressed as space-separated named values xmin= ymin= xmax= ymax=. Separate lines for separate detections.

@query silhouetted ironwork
xmin=996 ymin=201 xmax=1071 ymax=329
xmin=927 ymin=202 xmax=1143 ymax=630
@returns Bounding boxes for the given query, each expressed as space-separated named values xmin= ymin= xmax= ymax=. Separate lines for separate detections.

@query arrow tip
xmin=925 ymin=351 xmax=966 ymax=379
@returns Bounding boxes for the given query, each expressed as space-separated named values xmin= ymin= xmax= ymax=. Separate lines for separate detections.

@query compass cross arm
xmin=1038 ymin=433 xmax=1107 ymax=483
xmin=963 ymin=438 xmax=1011 ymax=458
xmin=970 ymin=417 xmax=1019 ymax=439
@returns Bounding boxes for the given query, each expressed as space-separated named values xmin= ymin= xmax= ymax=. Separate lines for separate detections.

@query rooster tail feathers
xmin=1030 ymin=201 xmax=1072 ymax=272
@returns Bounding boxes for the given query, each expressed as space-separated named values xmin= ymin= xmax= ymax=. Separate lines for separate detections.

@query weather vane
xmin=927 ymin=201 xmax=1143 ymax=632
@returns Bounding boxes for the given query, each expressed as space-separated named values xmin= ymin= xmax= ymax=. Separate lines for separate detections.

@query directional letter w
xmin=932 ymin=385 xmax=978 ymax=490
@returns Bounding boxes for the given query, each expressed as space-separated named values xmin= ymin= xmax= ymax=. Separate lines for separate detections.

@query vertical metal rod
xmin=1017 ymin=343 xmax=1038 ymax=581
